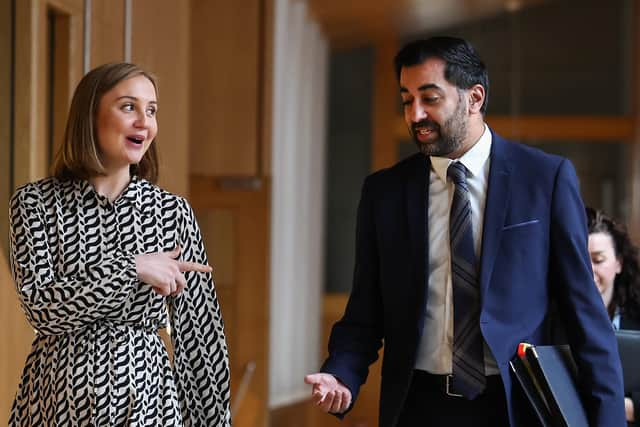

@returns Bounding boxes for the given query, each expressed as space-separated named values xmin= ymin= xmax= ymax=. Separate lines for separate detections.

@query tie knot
xmin=447 ymin=162 xmax=467 ymax=185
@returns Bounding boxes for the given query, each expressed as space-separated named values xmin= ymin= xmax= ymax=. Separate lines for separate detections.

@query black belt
xmin=412 ymin=370 xmax=502 ymax=398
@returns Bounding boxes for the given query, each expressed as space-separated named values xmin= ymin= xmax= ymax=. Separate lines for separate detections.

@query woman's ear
xmin=616 ymin=256 xmax=623 ymax=274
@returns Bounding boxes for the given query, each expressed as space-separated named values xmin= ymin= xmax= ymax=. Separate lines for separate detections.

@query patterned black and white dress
xmin=8 ymin=176 xmax=231 ymax=426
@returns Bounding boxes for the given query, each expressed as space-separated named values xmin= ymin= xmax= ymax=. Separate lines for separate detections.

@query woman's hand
xmin=135 ymin=246 xmax=212 ymax=296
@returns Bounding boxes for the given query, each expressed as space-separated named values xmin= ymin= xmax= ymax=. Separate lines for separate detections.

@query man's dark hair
xmin=394 ymin=36 xmax=489 ymax=114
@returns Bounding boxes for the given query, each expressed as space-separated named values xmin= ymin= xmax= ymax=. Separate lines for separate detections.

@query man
xmin=305 ymin=37 xmax=625 ymax=426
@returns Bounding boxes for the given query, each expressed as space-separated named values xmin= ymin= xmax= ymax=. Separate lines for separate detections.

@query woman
xmin=587 ymin=206 xmax=640 ymax=424
xmin=9 ymin=63 xmax=231 ymax=426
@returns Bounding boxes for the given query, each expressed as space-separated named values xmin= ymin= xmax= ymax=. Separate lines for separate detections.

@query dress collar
xmin=76 ymin=175 xmax=149 ymax=213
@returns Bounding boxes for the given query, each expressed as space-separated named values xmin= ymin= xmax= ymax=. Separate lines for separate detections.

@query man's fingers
xmin=311 ymin=388 xmax=325 ymax=405
xmin=178 ymin=260 xmax=213 ymax=273
xmin=330 ymin=392 xmax=343 ymax=413
xmin=319 ymin=390 xmax=335 ymax=412
xmin=339 ymin=390 xmax=351 ymax=412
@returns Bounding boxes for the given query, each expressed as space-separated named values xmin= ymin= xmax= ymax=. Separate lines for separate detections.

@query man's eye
xmin=423 ymin=96 xmax=439 ymax=104
xmin=402 ymin=99 xmax=412 ymax=107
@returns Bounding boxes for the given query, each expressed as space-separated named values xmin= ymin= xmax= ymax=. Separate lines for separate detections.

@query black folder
xmin=616 ymin=329 xmax=640 ymax=393
xmin=509 ymin=355 xmax=553 ymax=427
xmin=510 ymin=344 xmax=588 ymax=427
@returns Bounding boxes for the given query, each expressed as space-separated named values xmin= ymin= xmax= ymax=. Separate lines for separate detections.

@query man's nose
xmin=410 ymin=102 xmax=427 ymax=123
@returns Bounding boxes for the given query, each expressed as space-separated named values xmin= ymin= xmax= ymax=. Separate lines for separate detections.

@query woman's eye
xmin=146 ymin=106 xmax=157 ymax=117
xmin=121 ymin=103 xmax=135 ymax=112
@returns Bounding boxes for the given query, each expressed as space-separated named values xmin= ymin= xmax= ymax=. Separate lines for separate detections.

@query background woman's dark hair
xmin=586 ymin=206 xmax=640 ymax=321
xmin=393 ymin=36 xmax=490 ymax=114
xmin=51 ymin=62 xmax=159 ymax=183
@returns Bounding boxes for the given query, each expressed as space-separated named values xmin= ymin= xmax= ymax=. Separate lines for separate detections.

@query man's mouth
xmin=413 ymin=121 xmax=439 ymax=138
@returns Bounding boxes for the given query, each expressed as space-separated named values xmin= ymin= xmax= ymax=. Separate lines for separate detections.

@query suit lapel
xmin=406 ymin=154 xmax=430 ymax=336
xmin=479 ymin=132 xmax=512 ymax=297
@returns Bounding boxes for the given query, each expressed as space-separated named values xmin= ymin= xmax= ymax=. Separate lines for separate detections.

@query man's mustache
xmin=412 ymin=120 xmax=440 ymax=134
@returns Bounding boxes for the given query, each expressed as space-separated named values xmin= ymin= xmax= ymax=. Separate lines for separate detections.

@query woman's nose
xmin=134 ymin=112 xmax=148 ymax=128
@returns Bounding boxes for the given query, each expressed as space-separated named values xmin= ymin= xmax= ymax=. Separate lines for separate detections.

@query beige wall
xmin=90 ymin=0 xmax=124 ymax=67
xmin=189 ymin=0 xmax=262 ymax=177
xmin=0 ymin=247 xmax=32 ymax=422
xmin=132 ymin=0 xmax=191 ymax=196
xmin=0 ymin=0 xmax=11 ymax=256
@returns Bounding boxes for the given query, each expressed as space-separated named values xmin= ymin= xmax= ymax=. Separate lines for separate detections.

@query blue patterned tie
xmin=448 ymin=161 xmax=486 ymax=399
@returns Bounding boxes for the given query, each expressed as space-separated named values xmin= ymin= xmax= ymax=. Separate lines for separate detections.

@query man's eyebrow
xmin=399 ymin=83 xmax=442 ymax=94
xmin=418 ymin=83 xmax=441 ymax=91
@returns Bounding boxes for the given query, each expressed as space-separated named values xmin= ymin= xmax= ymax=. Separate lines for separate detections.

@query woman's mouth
xmin=126 ymin=136 xmax=144 ymax=145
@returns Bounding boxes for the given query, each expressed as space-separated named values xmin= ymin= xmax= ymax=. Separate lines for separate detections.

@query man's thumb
xmin=304 ymin=373 xmax=322 ymax=385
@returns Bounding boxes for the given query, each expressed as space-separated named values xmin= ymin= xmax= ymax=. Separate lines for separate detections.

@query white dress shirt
xmin=415 ymin=124 xmax=499 ymax=376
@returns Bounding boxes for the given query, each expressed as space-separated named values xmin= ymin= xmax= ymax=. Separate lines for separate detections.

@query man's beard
xmin=412 ymin=96 xmax=468 ymax=157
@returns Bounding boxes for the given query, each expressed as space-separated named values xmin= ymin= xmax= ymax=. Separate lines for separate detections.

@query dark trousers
xmin=397 ymin=370 xmax=510 ymax=427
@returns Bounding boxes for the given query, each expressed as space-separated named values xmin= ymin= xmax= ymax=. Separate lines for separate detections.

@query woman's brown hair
xmin=51 ymin=62 xmax=159 ymax=183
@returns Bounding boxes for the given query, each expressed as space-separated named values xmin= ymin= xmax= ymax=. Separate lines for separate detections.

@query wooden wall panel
xmin=14 ymin=0 xmax=83 ymax=188
xmin=90 ymin=0 xmax=124 ymax=67
xmin=371 ymin=38 xmax=398 ymax=171
xmin=190 ymin=176 xmax=270 ymax=427
xmin=0 ymin=0 xmax=11 ymax=258
xmin=0 ymin=242 xmax=33 ymax=422
xmin=261 ymin=0 xmax=273 ymax=176
xmin=132 ymin=0 xmax=190 ymax=196
xmin=14 ymin=0 xmax=41 ymax=187
xmin=189 ymin=0 xmax=260 ymax=177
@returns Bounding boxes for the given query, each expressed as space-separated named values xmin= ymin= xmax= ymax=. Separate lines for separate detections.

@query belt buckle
xmin=446 ymin=375 xmax=463 ymax=398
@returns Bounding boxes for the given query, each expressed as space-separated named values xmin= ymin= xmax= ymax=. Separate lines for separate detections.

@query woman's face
xmin=588 ymin=231 xmax=621 ymax=309
xmin=95 ymin=75 xmax=158 ymax=175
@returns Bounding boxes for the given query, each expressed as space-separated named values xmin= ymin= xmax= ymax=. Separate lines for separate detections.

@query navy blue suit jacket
xmin=321 ymin=131 xmax=625 ymax=426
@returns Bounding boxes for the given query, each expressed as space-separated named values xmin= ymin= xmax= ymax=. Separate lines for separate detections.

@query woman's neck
xmin=89 ymin=169 xmax=131 ymax=202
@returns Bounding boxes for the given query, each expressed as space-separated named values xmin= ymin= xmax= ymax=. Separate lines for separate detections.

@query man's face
xmin=399 ymin=58 xmax=470 ymax=158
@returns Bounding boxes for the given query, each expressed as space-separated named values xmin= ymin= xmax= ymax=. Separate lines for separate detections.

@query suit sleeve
xmin=320 ymin=176 xmax=384 ymax=410
xmin=549 ymin=159 xmax=626 ymax=426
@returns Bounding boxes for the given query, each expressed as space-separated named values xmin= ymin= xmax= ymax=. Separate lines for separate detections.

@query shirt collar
xmin=430 ymin=123 xmax=492 ymax=183
xmin=77 ymin=175 xmax=149 ymax=213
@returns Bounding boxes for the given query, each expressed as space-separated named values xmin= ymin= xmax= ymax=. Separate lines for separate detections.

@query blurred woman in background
xmin=587 ymin=206 xmax=640 ymax=424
